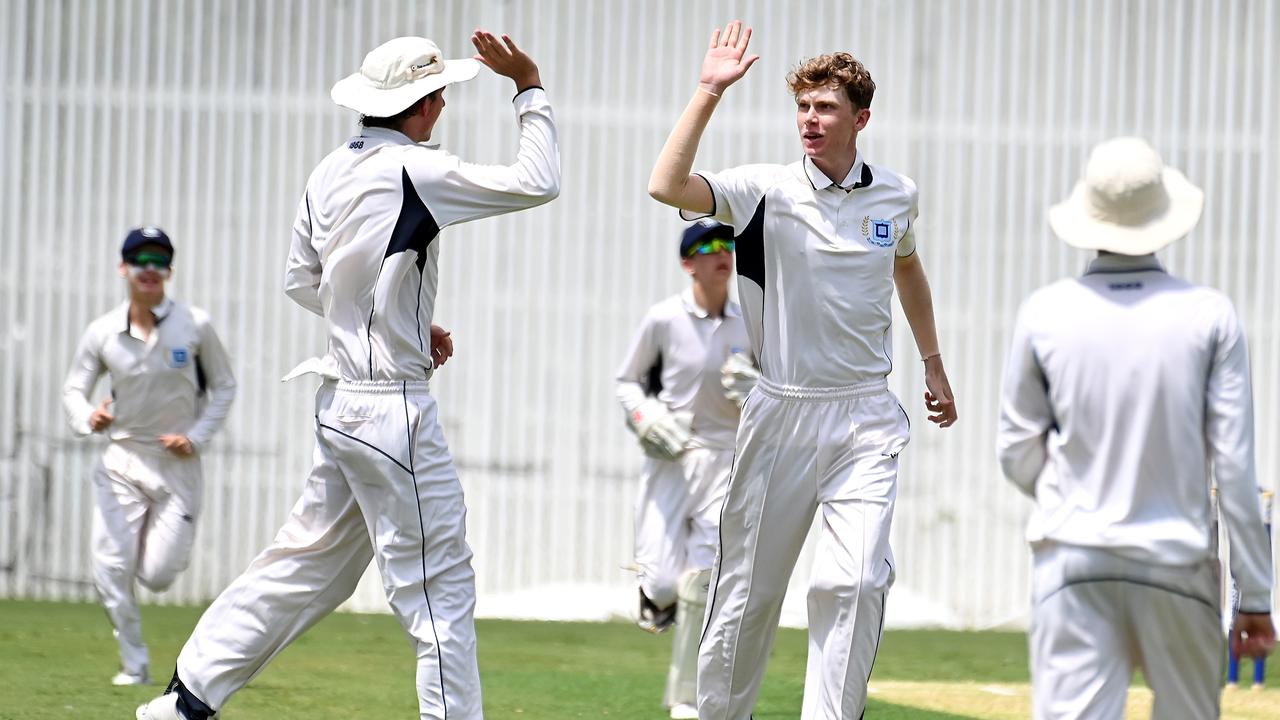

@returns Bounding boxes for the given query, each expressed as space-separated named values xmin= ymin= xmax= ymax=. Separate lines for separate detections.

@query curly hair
xmin=786 ymin=52 xmax=876 ymax=110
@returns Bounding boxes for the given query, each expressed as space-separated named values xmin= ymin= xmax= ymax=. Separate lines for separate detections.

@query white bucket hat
xmin=331 ymin=36 xmax=480 ymax=117
xmin=1048 ymin=137 xmax=1204 ymax=255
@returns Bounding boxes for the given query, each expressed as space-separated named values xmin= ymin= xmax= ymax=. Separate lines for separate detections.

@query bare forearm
xmin=895 ymin=258 xmax=941 ymax=359
xmin=648 ymin=89 xmax=719 ymax=209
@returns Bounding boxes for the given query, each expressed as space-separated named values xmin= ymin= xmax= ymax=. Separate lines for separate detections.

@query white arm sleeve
xmin=1206 ymin=303 xmax=1273 ymax=613
xmin=413 ymin=88 xmax=561 ymax=229
xmin=284 ymin=190 xmax=324 ymax=316
xmin=185 ymin=311 xmax=237 ymax=451
xmin=679 ymin=164 xmax=778 ymax=226
xmin=62 ymin=325 xmax=104 ymax=436
xmin=997 ymin=303 xmax=1053 ymax=496
xmin=615 ymin=312 xmax=662 ymax=419
xmin=896 ymin=182 xmax=919 ymax=258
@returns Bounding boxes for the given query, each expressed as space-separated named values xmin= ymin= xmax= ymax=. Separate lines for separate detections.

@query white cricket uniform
xmin=62 ymin=297 xmax=236 ymax=676
xmin=998 ymin=253 xmax=1274 ymax=720
xmin=173 ymin=87 xmax=558 ymax=720
xmin=687 ymin=154 xmax=918 ymax=719
xmin=615 ymin=289 xmax=748 ymax=608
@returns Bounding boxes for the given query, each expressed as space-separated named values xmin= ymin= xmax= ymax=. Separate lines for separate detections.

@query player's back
xmin=1017 ymin=261 xmax=1241 ymax=563
xmin=303 ymin=130 xmax=452 ymax=381
xmin=291 ymin=90 xmax=560 ymax=382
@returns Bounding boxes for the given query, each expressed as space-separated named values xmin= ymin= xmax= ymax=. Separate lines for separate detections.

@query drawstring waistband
xmin=756 ymin=376 xmax=888 ymax=402
xmin=335 ymin=379 xmax=431 ymax=395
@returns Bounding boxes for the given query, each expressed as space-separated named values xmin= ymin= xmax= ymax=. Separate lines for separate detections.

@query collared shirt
xmin=615 ymin=289 xmax=749 ymax=450
xmin=62 ymin=297 xmax=237 ymax=453
xmin=688 ymin=152 xmax=918 ymax=389
xmin=285 ymin=88 xmax=561 ymax=381
xmin=998 ymin=253 xmax=1273 ymax=612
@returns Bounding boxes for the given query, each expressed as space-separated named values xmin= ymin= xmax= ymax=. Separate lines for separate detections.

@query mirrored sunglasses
xmin=126 ymin=252 xmax=173 ymax=270
xmin=686 ymin=238 xmax=735 ymax=257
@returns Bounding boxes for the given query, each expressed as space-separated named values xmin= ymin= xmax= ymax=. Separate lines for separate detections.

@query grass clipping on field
xmin=870 ymin=681 xmax=1278 ymax=720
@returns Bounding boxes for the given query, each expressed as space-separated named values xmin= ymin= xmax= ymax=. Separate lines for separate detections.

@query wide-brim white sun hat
xmin=1048 ymin=136 xmax=1204 ymax=256
xmin=331 ymin=36 xmax=480 ymax=117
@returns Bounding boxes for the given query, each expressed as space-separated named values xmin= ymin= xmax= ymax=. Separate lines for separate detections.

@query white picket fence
xmin=1 ymin=0 xmax=1276 ymax=629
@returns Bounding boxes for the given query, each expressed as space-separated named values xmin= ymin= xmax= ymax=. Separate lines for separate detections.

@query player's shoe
xmin=136 ymin=693 xmax=185 ymax=720
xmin=112 ymin=666 xmax=150 ymax=686
xmin=669 ymin=703 xmax=699 ymax=719
xmin=638 ymin=589 xmax=677 ymax=634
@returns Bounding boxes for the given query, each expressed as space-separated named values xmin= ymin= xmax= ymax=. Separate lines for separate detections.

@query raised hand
xmin=471 ymin=30 xmax=541 ymax=91
xmin=699 ymin=20 xmax=760 ymax=96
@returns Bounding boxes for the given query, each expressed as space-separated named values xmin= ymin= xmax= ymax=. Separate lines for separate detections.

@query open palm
xmin=700 ymin=21 xmax=760 ymax=93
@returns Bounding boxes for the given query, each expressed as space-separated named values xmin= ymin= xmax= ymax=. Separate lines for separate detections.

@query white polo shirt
xmin=690 ymin=153 xmax=918 ymax=389
xmin=63 ymin=297 xmax=237 ymax=453
xmin=615 ymin=289 xmax=749 ymax=450
xmin=998 ymin=253 xmax=1273 ymax=613
xmin=285 ymin=87 xmax=561 ymax=382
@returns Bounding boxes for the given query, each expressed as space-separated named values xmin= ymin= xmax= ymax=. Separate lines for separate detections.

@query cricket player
xmin=616 ymin=219 xmax=756 ymax=719
xmin=63 ymin=227 xmax=236 ymax=686
xmin=648 ymin=22 xmax=958 ymax=719
xmin=998 ymin=136 xmax=1276 ymax=719
xmin=138 ymin=31 xmax=559 ymax=720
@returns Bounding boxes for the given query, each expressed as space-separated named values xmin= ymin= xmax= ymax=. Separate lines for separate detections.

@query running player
xmin=616 ymin=220 xmax=755 ymax=719
xmin=647 ymin=21 xmax=958 ymax=719
xmin=138 ymin=30 xmax=559 ymax=720
xmin=63 ymin=227 xmax=236 ymax=686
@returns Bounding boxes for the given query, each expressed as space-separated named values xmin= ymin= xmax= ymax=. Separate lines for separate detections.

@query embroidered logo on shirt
xmin=169 ymin=347 xmax=191 ymax=368
xmin=862 ymin=217 xmax=898 ymax=248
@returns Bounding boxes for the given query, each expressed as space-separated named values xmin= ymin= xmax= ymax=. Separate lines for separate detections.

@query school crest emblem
xmin=861 ymin=216 xmax=899 ymax=248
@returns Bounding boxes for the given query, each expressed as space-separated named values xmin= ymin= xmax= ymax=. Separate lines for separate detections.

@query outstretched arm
xmin=648 ymin=21 xmax=759 ymax=212
xmin=895 ymin=252 xmax=957 ymax=427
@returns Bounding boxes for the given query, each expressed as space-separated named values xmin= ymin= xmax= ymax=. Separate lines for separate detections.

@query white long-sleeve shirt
xmin=615 ymin=289 xmax=749 ymax=450
xmin=997 ymin=253 xmax=1273 ymax=612
xmin=285 ymin=87 xmax=560 ymax=381
xmin=63 ymin=297 xmax=237 ymax=453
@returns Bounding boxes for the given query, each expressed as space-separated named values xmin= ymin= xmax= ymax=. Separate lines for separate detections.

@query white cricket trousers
xmin=176 ymin=380 xmax=481 ymax=720
xmin=698 ymin=378 xmax=909 ymax=720
xmin=93 ymin=441 xmax=203 ymax=675
xmin=1030 ymin=543 xmax=1224 ymax=720
xmin=635 ymin=446 xmax=735 ymax=608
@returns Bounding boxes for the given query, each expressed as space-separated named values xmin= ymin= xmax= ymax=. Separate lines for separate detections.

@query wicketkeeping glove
xmin=627 ymin=397 xmax=693 ymax=461
xmin=721 ymin=351 xmax=760 ymax=408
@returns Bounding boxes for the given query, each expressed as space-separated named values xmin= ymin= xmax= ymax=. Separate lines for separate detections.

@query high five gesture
xmin=698 ymin=21 xmax=760 ymax=96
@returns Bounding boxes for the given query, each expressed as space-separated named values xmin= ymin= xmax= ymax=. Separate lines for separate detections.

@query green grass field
xmin=0 ymin=600 xmax=1275 ymax=718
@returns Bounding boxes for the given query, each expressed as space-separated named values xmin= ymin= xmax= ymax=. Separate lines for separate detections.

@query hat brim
xmin=1048 ymin=167 xmax=1204 ymax=256
xmin=330 ymin=57 xmax=480 ymax=117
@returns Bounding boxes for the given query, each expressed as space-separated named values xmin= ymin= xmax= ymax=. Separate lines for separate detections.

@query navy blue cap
xmin=679 ymin=219 xmax=734 ymax=257
xmin=121 ymin=226 xmax=174 ymax=259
